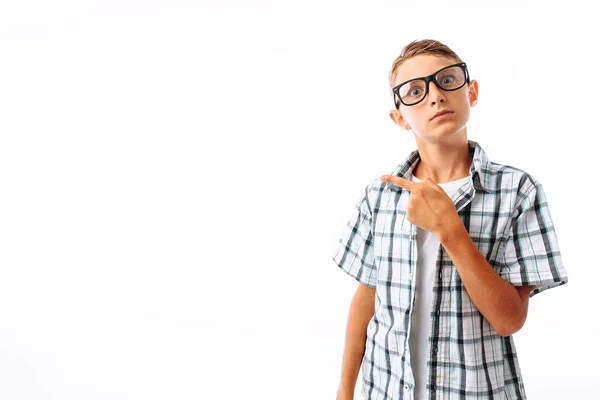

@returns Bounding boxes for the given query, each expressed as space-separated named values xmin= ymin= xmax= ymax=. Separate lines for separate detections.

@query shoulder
xmin=486 ymin=160 xmax=542 ymax=197
xmin=485 ymin=161 xmax=549 ymax=218
xmin=352 ymin=176 xmax=395 ymax=216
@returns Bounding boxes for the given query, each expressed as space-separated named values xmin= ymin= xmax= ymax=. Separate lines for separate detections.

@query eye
xmin=440 ymin=75 xmax=455 ymax=85
xmin=409 ymin=88 xmax=422 ymax=96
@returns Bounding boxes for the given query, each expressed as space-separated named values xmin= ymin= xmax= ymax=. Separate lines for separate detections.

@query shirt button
xmin=432 ymin=345 xmax=438 ymax=355
xmin=436 ymin=309 xmax=440 ymax=316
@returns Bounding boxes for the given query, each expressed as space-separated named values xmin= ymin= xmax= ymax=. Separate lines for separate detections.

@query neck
xmin=412 ymin=136 xmax=471 ymax=184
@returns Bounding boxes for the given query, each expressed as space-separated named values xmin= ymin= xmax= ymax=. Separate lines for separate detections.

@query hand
xmin=380 ymin=174 xmax=460 ymax=240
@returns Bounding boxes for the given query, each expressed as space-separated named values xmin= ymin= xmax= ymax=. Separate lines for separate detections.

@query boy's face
xmin=389 ymin=54 xmax=478 ymax=141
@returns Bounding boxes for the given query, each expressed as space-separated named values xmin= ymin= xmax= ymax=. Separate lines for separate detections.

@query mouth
xmin=431 ymin=111 xmax=454 ymax=121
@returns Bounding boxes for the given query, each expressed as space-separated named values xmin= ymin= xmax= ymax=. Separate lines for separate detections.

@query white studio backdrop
xmin=0 ymin=1 xmax=597 ymax=399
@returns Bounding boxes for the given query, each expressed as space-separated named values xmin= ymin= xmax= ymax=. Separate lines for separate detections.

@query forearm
xmin=338 ymin=286 xmax=375 ymax=396
xmin=438 ymin=220 xmax=524 ymax=336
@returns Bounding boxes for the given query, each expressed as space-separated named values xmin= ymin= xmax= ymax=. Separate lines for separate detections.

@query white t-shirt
xmin=408 ymin=172 xmax=471 ymax=400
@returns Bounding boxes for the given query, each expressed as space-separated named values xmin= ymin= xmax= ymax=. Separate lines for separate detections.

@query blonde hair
xmin=389 ymin=39 xmax=464 ymax=90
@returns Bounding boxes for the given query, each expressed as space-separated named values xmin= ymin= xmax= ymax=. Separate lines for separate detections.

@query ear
xmin=389 ymin=109 xmax=411 ymax=130
xmin=468 ymin=79 xmax=479 ymax=107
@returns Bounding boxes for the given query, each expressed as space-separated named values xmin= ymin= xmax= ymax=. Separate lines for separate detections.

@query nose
xmin=427 ymin=80 xmax=446 ymax=104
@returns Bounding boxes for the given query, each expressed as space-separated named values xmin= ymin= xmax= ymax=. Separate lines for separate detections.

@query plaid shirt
xmin=332 ymin=140 xmax=568 ymax=400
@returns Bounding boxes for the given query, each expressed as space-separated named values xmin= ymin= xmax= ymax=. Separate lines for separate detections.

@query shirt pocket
xmin=458 ymin=196 xmax=511 ymax=274
xmin=459 ymin=213 xmax=507 ymax=274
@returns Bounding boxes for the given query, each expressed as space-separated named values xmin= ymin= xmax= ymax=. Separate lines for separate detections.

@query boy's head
xmin=388 ymin=39 xmax=478 ymax=142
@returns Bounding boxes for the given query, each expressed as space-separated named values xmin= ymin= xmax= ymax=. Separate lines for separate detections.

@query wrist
xmin=337 ymin=384 xmax=355 ymax=395
xmin=336 ymin=388 xmax=354 ymax=400
xmin=436 ymin=215 xmax=466 ymax=245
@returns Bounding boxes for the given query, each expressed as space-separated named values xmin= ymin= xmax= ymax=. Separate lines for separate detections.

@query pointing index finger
xmin=380 ymin=175 xmax=417 ymax=192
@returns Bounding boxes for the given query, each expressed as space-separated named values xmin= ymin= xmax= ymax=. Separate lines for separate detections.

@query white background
xmin=0 ymin=1 xmax=597 ymax=399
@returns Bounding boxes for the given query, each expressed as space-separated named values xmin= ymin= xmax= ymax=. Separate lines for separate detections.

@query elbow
xmin=494 ymin=325 xmax=520 ymax=337
xmin=492 ymin=291 xmax=529 ymax=337
xmin=493 ymin=314 xmax=526 ymax=337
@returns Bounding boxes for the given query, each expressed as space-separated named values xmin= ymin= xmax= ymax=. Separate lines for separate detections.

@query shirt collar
xmin=384 ymin=139 xmax=493 ymax=194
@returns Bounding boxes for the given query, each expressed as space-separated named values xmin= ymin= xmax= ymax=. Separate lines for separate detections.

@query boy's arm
xmin=379 ymin=175 xmax=567 ymax=336
xmin=336 ymin=283 xmax=376 ymax=400
xmin=439 ymin=219 xmax=532 ymax=336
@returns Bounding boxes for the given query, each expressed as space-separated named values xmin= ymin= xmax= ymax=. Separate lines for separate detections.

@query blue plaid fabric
xmin=332 ymin=140 xmax=568 ymax=399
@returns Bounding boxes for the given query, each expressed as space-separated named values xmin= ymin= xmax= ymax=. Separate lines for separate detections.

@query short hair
xmin=389 ymin=39 xmax=464 ymax=91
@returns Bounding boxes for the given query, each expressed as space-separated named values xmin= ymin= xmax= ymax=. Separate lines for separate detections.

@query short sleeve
xmin=500 ymin=182 xmax=568 ymax=298
xmin=331 ymin=186 xmax=377 ymax=288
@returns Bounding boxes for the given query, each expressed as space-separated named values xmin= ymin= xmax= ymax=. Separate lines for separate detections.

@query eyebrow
xmin=396 ymin=64 xmax=454 ymax=86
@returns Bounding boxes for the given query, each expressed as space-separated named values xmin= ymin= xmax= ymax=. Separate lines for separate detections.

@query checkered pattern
xmin=332 ymin=140 xmax=568 ymax=400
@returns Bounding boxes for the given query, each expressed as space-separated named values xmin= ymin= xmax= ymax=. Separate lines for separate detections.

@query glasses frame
xmin=392 ymin=62 xmax=470 ymax=109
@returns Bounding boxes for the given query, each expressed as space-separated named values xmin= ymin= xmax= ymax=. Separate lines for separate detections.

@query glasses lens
xmin=399 ymin=79 xmax=427 ymax=105
xmin=435 ymin=66 xmax=465 ymax=90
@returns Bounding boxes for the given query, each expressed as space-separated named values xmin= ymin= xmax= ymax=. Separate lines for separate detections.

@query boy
xmin=331 ymin=39 xmax=568 ymax=400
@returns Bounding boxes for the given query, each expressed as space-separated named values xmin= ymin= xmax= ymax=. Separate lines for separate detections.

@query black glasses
xmin=392 ymin=62 xmax=470 ymax=108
